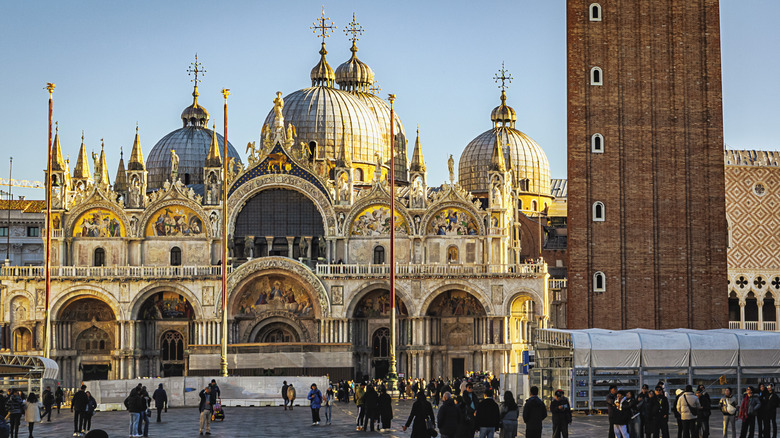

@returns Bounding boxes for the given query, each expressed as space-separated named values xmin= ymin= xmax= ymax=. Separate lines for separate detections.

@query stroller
xmin=212 ymin=398 xmax=225 ymax=422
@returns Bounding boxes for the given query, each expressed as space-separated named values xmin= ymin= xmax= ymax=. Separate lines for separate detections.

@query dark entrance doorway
xmin=452 ymin=358 xmax=465 ymax=378
xmin=373 ymin=359 xmax=389 ymax=380
xmin=82 ymin=363 xmax=109 ymax=381
xmin=162 ymin=363 xmax=185 ymax=377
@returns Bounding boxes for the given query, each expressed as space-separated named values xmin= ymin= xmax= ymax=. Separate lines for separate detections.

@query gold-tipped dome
xmin=490 ymin=90 xmax=517 ymax=127
xmin=335 ymin=42 xmax=375 ymax=92
xmin=311 ymin=43 xmax=336 ymax=87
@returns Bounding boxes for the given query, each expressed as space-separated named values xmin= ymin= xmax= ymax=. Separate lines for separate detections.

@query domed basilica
xmin=1 ymin=13 xmax=564 ymax=385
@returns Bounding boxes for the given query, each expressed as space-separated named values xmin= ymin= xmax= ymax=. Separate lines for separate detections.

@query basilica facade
xmin=0 ymin=34 xmax=561 ymax=386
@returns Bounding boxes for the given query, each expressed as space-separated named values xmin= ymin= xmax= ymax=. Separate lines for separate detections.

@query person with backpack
xmin=6 ymin=389 xmax=24 ymax=438
xmin=307 ymin=383 xmax=323 ymax=426
xmin=676 ymin=385 xmax=701 ymax=438
xmin=719 ymin=387 xmax=738 ymax=438
xmin=286 ymin=383 xmax=296 ymax=411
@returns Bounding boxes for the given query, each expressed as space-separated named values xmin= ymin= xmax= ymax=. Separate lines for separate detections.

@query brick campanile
xmin=567 ymin=0 xmax=728 ymax=329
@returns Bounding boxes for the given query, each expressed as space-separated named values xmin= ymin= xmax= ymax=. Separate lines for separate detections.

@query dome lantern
xmin=181 ymin=54 xmax=209 ymax=128
xmin=336 ymin=13 xmax=375 ymax=93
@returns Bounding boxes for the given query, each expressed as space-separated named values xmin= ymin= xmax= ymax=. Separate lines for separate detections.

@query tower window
xmin=590 ymin=67 xmax=603 ymax=86
xmin=355 ymin=168 xmax=364 ymax=182
xmin=373 ymin=246 xmax=385 ymax=264
xmin=94 ymin=248 xmax=105 ymax=267
xmin=170 ymin=246 xmax=182 ymax=266
xmin=589 ymin=3 xmax=602 ymax=21
xmin=591 ymin=134 xmax=604 ymax=153
xmin=593 ymin=271 xmax=606 ymax=292
xmin=592 ymin=201 xmax=605 ymax=221
xmin=27 ymin=227 xmax=40 ymax=237
xmin=531 ymin=200 xmax=538 ymax=211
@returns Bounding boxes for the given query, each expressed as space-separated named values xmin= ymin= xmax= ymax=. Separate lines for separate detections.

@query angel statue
xmin=448 ymin=154 xmax=455 ymax=183
xmin=170 ymin=149 xmax=180 ymax=181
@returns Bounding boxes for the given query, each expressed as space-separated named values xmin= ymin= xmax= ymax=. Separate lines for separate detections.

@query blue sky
xmin=1 ymin=1 xmax=778 ymax=199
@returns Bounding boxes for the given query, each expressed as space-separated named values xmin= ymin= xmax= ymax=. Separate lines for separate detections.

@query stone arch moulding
xmin=344 ymin=193 xmax=415 ymax=237
xmin=50 ymin=284 xmax=123 ymax=321
xmin=227 ymin=174 xmax=337 ymax=237
xmin=137 ymin=198 xmax=213 ymax=240
xmin=418 ymin=283 xmax=492 ymax=317
xmin=241 ymin=313 xmax=310 ymax=343
xmin=227 ymin=256 xmax=331 ymax=318
xmin=64 ymin=200 xmax=131 ymax=239
xmin=420 ymin=201 xmax=486 ymax=236
xmin=503 ymin=289 xmax=545 ymax=318
xmin=4 ymin=289 xmax=36 ymax=322
xmin=129 ymin=282 xmax=204 ymax=320
xmin=345 ymin=280 xmax=416 ymax=318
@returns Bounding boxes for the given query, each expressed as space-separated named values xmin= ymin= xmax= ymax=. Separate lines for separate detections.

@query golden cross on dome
xmin=311 ymin=6 xmax=336 ymax=44
xmin=187 ymin=54 xmax=206 ymax=85
xmin=344 ymin=12 xmax=363 ymax=44
xmin=369 ymin=81 xmax=381 ymax=94
xmin=494 ymin=62 xmax=512 ymax=92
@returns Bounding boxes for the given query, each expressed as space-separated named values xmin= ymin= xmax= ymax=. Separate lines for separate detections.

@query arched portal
xmin=371 ymin=327 xmax=391 ymax=380
xmin=254 ymin=321 xmax=300 ymax=343
xmin=233 ymin=188 xmax=325 ymax=259
xmin=59 ymin=297 xmax=116 ymax=381
xmin=137 ymin=292 xmax=194 ymax=377
xmin=508 ymin=295 xmax=536 ymax=374
xmin=160 ymin=330 xmax=185 ymax=377
xmin=13 ymin=327 xmax=32 ymax=353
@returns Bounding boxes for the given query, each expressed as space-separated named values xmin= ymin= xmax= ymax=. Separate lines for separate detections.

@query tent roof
xmin=536 ymin=328 xmax=780 ymax=368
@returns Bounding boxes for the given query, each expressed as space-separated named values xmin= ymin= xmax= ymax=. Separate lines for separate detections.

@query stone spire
xmin=409 ymin=126 xmax=426 ymax=172
xmin=490 ymin=133 xmax=507 ymax=172
xmin=51 ymin=124 xmax=66 ymax=172
xmin=205 ymin=125 xmax=222 ymax=167
xmin=72 ymin=133 xmax=92 ymax=181
xmin=336 ymin=137 xmax=352 ymax=168
xmin=96 ymin=141 xmax=111 ymax=186
xmin=128 ymin=124 xmax=146 ymax=171
xmin=114 ymin=148 xmax=128 ymax=193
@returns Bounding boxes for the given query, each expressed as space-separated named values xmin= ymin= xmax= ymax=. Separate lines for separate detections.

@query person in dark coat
xmin=307 ymin=383 xmax=323 ymax=425
xmin=123 ymin=388 xmax=145 ymax=438
xmin=655 ymin=386 xmax=671 ymax=438
xmin=522 ymin=386 xmax=548 ymax=438
xmin=153 ymin=383 xmax=168 ymax=423
xmin=281 ymin=381 xmax=289 ymax=410
xmin=403 ymin=391 xmax=435 ymax=438
xmin=82 ymin=391 xmax=97 ymax=433
xmin=696 ymin=385 xmax=711 ymax=438
xmin=550 ymin=389 xmax=571 ymax=438
xmin=198 ymin=386 xmax=216 ymax=435
xmin=438 ymin=392 xmax=462 ymax=438
xmin=55 ymin=386 xmax=64 ymax=414
xmin=41 ymin=386 xmax=55 ymax=422
xmin=362 ymin=385 xmax=379 ymax=431
xmin=475 ymin=389 xmax=501 ymax=438
xmin=378 ymin=386 xmax=393 ymax=431
xmin=606 ymin=385 xmax=618 ymax=438
xmin=765 ymin=384 xmax=779 ymax=438
xmin=5 ymin=389 xmax=23 ymax=438
xmin=645 ymin=388 xmax=660 ymax=438
xmin=71 ymin=385 xmax=89 ymax=436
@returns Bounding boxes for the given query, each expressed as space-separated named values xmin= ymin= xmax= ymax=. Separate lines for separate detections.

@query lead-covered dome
xmin=147 ymin=88 xmax=241 ymax=190
xmin=459 ymin=91 xmax=550 ymax=195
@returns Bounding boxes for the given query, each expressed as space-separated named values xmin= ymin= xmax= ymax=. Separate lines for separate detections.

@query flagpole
xmin=220 ymin=88 xmax=230 ymax=377
xmin=387 ymin=94 xmax=398 ymax=387
xmin=44 ymin=82 xmax=55 ymax=359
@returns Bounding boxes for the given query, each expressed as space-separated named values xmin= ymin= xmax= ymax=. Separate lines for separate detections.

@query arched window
xmin=170 ymin=246 xmax=182 ymax=266
xmin=77 ymin=327 xmax=112 ymax=353
xmin=593 ymin=271 xmax=606 ymax=292
xmin=372 ymin=328 xmax=390 ymax=357
xmin=161 ymin=330 xmax=185 ymax=361
xmin=531 ymin=200 xmax=538 ymax=211
xmin=13 ymin=328 xmax=32 ymax=353
xmin=591 ymin=133 xmax=604 ymax=153
xmin=518 ymin=200 xmax=523 ymax=210
xmin=373 ymin=246 xmax=385 ymax=264
xmin=94 ymin=248 xmax=105 ymax=267
xmin=184 ymin=173 xmax=191 ymax=185
xmin=589 ymin=3 xmax=602 ymax=21
xmin=355 ymin=168 xmax=364 ymax=182
xmin=590 ymin=67 xmax=603 ymax=85
xmin=308 ymin=141 xmax=318 ymax=160
xmin=592 ymin=201 xmax=605 ymax=221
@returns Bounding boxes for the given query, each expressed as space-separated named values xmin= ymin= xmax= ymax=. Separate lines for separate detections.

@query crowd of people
xmin=605 ymin=381 xmax=779 ymax=438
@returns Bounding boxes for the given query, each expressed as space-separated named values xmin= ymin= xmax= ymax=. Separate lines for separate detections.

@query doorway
xmin=82 ymin=363 xmax=109 ymax=381
xmin=373 ymin=359 xmax=389 ymax=380
xmin=452 ymin=358 xmax=465 ymax=378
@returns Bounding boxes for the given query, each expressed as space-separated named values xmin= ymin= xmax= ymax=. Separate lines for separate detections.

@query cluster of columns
xmin=319 ymin=318 xmax=349 ymax=343
xmin=474 ymin=317 xmax=508 ymax=345
xmin=398 ymin=350 xmax=511 ymax=381
xmin=194 ymin=320 xmax=224 ymax=344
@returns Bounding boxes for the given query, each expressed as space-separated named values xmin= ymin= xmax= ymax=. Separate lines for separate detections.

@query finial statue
xmin=170 ymin=149 xmax=180 ymax=181
xmin=273 ymin=91 xmax=284 ymax=118
xmin=448 ymin=154 xmax=455 ymax=183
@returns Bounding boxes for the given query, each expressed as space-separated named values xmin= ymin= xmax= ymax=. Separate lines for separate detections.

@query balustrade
xmin=0 ymin=265 xmax=231 ymax=279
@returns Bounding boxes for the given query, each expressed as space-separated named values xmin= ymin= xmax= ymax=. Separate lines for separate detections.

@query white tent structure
xmin=0 ymin=354 xmax=60 ymax=394
xmin=532 ymin=329 xmax=780 ymax=410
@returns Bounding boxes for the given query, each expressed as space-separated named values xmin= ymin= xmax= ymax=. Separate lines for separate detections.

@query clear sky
xmin=1 ymin=1 xmax=778 ymax=199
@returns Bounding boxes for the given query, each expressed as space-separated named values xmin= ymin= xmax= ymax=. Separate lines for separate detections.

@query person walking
xmin=377 ymin=386 xmax=393 ymax=431
xmin=138 ymin=386 xmax=150 ymax=437
xmin=281 ymin=381 xmax=289 ymax=410
xmin=198 ymin=386 xmax=215 ymax=435
xmin=307 ymin=383 xmax=323 ymax=426
xmin=438 ymin=392 xmax=462 ymax=438
xmin=152 ymin=384 xmax=167 ymax=423
xmin=323 ymin=386 xmax=334 ymax=426
xmin=522 ymin=386 xmax=547 ymax=438
xmin=71 ymin=385 xmax=88 ymax=437
xmin=398 ymin=379 xmax=406 ymax=400
xmin=355 ymin=382 xmax=366 ymax=431
xmin=6 ymin=389 xmax=23 ymax=438
xmin=362 ymin=384 xmax=379 ymax=431
xmin=697 ymin=385 xmax=712 ymax=438
xmin=475 ymin=389 xmax=501 ymax=438
xmin=286 ymin=383 xmax=296 ymax=411
xmin=23 ymin=392 xmax=42 ymax=438
xmin=719 ymin=387 xmax=738 ymax=438
xmin=738 ymin=386 xmax=761 ymax=438
xmin=550 ymin=389 xmax=571 ymax=438
xmin=403 ymin=392 xmax=435 ymax=438
xmin=41 ymin=387 xmax=54 ymax=423
xmin=81 ymin=391 xmax=97 ymax=434
xmin=764 ymin=384 xmax=779 ymax=438
xmin=499 ymin=390 xmax=519 ymax=438
xmin=676 ymin=385 xmax=701 ymax=438
xmin=123 ymin=388 xmax=145 ymax=438
xmin=54 ymin=386 xmax=64 ymax=416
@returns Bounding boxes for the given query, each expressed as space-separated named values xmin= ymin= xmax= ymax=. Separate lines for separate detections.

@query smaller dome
xmin=335 ymin=43 xmax=375 ymax=93
xmin=180 ymin=87 xmax=209 ymax=128
xmin=311 ymin=43 xmax=336 ymax=87
xmin=490 ymin=90 xmax=516 ymax=127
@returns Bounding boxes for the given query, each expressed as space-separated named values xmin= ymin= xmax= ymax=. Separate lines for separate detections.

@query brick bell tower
xmin=566 ymin=0 xmax=728 ymax=329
